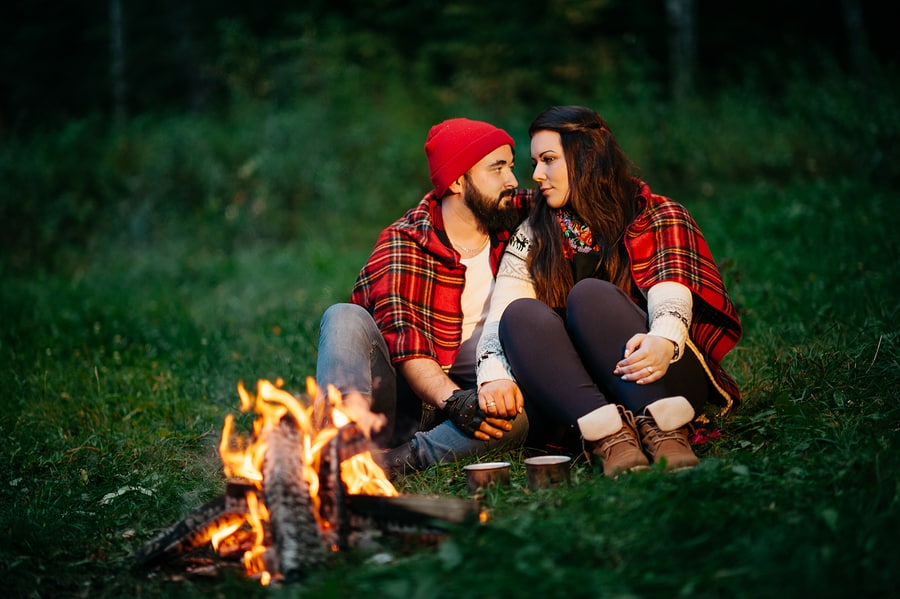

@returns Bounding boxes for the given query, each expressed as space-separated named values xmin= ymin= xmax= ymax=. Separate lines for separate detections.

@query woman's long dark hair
xmin=527 ymin=105 xmax=639 ymax=308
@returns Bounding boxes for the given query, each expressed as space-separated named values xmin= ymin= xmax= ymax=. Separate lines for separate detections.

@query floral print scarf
xmin=556 ymin=208 xmax=599 ymax=259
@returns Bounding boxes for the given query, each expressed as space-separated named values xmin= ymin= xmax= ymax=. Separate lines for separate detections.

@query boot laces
xmin=599 ymin=427 xmax=636 ymax=452
xmin=598 ymin=410 xmax=641 ymax=455
xmin=638 ymin=416 xmax=689 ymax=448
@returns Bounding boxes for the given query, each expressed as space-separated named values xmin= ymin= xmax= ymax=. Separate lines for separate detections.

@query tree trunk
xmin=109 ymin=0 xmax=126 ymax=127
xmin=166 ymin=1 xmax=209 ymax=111
xmin=665 ymin=0 xmax=697 ymax=103
xmin=841 ymin=0 xmax=873 ymax=82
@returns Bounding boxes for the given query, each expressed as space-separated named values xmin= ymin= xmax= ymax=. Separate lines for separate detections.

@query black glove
xmin=442 ymin=388 xmax=489 ymax=438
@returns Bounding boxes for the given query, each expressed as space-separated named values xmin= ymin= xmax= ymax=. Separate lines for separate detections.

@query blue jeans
xmin=315 ymin=303 xmax=529 ymax=468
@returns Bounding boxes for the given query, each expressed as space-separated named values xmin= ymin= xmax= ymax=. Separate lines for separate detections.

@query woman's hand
xmin=613 ymin=334 xmax=676 ymax=384
xmin=479 ymin=378 xmax=524 ymax=419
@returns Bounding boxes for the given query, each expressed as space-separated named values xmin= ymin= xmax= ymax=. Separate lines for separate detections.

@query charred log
xmin=134 ymin=479 xmax=255 ymax=567
xmin=317 ymin=422 xmax=361 ymax=551
xmin=347 ymin=494 xmax=482 ymax=529
xmin=262 ymin=413 xmax=327 ymax=582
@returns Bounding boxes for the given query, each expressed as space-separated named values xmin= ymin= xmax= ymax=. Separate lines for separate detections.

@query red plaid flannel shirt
xmin=350 ymin=190 xmax=532 ymax=368
xmin=626 ymin=181 xmax=743 ymax=406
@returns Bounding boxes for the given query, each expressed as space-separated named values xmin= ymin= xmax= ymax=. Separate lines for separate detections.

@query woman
xmin=475 ymin=105 xmax=742 ymax=477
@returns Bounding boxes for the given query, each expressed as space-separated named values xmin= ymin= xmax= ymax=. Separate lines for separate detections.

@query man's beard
xmin=463 ymin=177 xmax=521 ymax=234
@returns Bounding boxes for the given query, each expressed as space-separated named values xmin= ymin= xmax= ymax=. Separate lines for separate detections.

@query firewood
xmin=133 ymin=493 xmax=249 ymax=567
xmin=346 ymin=494 xmax=482 ymax=527
xmin=262 ymin=413 xmax=327 ymax=582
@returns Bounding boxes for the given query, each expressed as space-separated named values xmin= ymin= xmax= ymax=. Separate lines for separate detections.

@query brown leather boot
xmin=585 ymin=405 xmax=650 ymax=477
xmin=636 ymin=415 xmax=700 ymax=471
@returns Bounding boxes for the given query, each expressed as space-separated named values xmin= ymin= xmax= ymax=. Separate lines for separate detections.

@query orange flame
xmin=211 ymin=377 xmax=397 ymax=585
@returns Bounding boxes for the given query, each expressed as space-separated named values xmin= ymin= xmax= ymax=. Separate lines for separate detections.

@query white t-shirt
xmin=448 ymin=244 xmax=493 ymax=386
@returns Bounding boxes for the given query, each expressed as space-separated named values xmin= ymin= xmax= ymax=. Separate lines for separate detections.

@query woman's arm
xmin=476 ymin=223 xmax=536 ymax=385
xmin=646 ymin=281 xmax=692 ymax=362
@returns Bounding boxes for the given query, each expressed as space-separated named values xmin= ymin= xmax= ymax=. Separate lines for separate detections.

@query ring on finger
xmin=646 ymin=366 xmax=654 ymax=374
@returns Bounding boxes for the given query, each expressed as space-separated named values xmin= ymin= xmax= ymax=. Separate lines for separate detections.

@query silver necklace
xmin=452 ymin=235 xmax=489 ymax=254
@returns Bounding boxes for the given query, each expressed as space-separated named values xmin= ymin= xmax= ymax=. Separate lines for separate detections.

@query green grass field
xmin=2 ymin=73 xmax=898 ymax=598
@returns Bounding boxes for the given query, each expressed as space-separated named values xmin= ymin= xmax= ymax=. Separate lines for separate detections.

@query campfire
xmin=136 ymin=378 xmax=482 ymax=586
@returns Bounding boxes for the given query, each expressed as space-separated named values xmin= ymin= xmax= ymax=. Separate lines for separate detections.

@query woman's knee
xmin=567 ymin=279 xmax=645 ymax=328
xmin=500 ymin=298 xmax=560 ymax=341
xmin=568 ymin=279 xmax=628 ymax=309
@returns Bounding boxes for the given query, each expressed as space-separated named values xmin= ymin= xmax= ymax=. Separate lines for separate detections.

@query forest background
xmin=1 ymin=1 xmax=898 ymax=597
xmin=2 ymin=0 xmax=898 ymax=271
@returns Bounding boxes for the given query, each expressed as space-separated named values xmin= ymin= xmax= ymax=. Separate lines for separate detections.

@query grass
xmin=2 ymin=80 xmax=899 ymax=597
xmin=3 ymin=178 xmax=897 ymax=599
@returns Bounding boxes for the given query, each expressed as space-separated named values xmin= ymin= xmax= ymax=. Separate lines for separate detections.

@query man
xmin=314 ymin=117 xmax=532 ymax=476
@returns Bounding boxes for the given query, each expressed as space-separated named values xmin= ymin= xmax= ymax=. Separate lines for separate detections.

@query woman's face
xmin=530 ymin=130 xmax=569 ymax=209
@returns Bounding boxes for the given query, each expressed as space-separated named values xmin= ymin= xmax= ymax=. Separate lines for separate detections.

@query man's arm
xmin=398 ymin=358 xmax=514 ymax=441
xmin=398 ymin=358 xmax=457 ymax=409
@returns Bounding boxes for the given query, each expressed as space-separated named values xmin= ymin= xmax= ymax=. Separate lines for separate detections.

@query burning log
xmin=261 ymin=413 xmax=327 ymax=582
xmin=346 ymin=494 xmax=481 ymax=528
xmin=316 ymin=420 xmax=351 ymax=551
xmin=134 ymin=479 xmax=256 ymax=568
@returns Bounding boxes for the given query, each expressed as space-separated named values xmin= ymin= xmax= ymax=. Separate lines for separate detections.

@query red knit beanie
xmin=424 ymin=118 xmax=515 ymax=198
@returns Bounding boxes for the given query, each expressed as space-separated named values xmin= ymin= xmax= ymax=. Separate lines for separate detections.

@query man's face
xmin=463 ymin=145 xmax=520 ymax=233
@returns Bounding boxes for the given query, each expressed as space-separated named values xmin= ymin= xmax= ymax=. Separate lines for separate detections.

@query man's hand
xmin=443 ymin=388 xmax=514 ymax=441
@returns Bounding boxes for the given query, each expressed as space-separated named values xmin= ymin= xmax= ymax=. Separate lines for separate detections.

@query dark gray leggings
xmin=499 ymin=279 xmax=709 ymax=434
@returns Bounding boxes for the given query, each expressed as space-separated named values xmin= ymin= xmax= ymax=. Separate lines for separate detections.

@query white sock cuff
xmin=645 ymin=396 xmax=694 ymax=431
xmin=577 ymin=404 xmax=622 ymax=441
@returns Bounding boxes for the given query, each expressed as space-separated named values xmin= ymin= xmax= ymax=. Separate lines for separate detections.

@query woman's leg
xmin=500 ymin=297 xmax=609 ymax=426
xmin=565 ymin=279 xmax=709 ymax=417
xmin=500 ymin=295 xmax=648 ymax=475
xmin=567 ymin=279 xmax=706 ymax=470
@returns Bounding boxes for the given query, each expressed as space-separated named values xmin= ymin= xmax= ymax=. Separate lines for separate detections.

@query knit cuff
xmin=647 ymin=282 xmax=692 ymax=363
xmin=645 ymin=396 xmax=694 ymax=431
xmin=577 ymin=404 xmax=622 ymax=441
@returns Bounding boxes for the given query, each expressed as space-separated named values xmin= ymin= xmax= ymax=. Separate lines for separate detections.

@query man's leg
xmin=315 ymin=303 xmax=397 ymax=448
xmin=409 ymin=410 xmax=529 ymax=469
